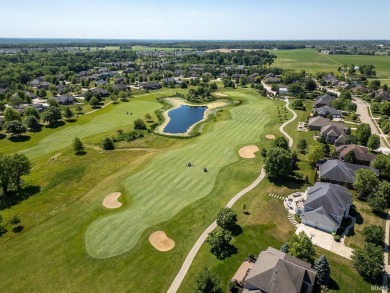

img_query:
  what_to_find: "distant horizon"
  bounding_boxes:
[0,37,389,42]
[1,0,389,40]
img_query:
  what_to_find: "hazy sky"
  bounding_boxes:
[1,0,389,40]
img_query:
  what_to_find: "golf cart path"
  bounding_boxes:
[167,97,297,293]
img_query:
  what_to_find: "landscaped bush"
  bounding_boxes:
[294,214,301,223]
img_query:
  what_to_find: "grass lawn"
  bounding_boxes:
[0,88,182,160]
[85,90,284,258]
[271,49,390,78]
[0,87,281,292]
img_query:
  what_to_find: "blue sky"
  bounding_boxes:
[0,0,389,39]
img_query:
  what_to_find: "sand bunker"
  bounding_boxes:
[102,192,122,209]
[239,145,259,159]
[266,134,276,140]
[215,92,228,97]
[149,231,175,251]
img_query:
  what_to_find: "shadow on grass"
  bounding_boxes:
[66,118,78,123]
[327,277,340,290]
[74,151,87,156]
[373,210,389,220]
[8,135,31,143]
[0,133,6,140]
[229,224,243,237]
[28,126,43,133]
[0,185,41,210]
[45,120,65,129]
[269,175,305,189]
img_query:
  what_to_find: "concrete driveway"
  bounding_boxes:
[296,224,353,259]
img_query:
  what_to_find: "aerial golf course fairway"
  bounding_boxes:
[0,88,286,292]
[85,89,273,258]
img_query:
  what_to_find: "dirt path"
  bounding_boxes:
[167,97,297,293]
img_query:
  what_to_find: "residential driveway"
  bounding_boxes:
[296,224,353,259]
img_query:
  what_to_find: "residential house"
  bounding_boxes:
[319,160,379,186]
[95,80,108,86]
[242,247,317,293]
[279,87,289,96]
[323,74,339,86]
[56,84,69,95]
[112,84,128,91]
[53,95,75,105]
[375,89,390,101]
[338,82,351,90]
[320,123,347,146]
[38,82,52,90]
[313,94,335,108]
[265,76,281,84]
[300,183,352,233]
[313,106,342,119]
[335,144,376,166]
[140,82,162,90]
[308,116,332,131]
[90,88,109,97]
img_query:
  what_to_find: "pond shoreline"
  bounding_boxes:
[155,97,231,137]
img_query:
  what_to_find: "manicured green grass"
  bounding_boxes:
[271,49,390,78]
[0,88,282,293]
[85,90,283,258]
[0,88,182,160]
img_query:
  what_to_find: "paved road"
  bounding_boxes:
[354,97,390,154]
[167,96,297,293]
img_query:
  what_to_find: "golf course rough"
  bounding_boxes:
[85,91,273,258]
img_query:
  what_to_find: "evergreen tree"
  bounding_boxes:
[314,255,330,286]
[73,137,85,155]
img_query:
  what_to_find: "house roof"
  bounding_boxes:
[314,106,342,117]
[336,144,376,163]
[319,160,379,184]
[308,116,331,128]
[53,95,75,104]
[314,94,335,107]
[245,247,316,293]
[321,124,345,137]
[304,182,352,217]
[301,206,339,230]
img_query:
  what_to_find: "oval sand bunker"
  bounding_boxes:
[239,145,259,159]
[266,134,276,140]
[102,192,122,209]
[149,231,175,252]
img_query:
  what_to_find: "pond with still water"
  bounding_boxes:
[163,105,207,134]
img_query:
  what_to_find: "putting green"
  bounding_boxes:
[85,90,274,258]
[20,100,161,160]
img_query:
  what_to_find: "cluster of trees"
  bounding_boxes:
[206,208,240,260]
[181,50,276,66]
[0,153,31,195]
[0,50,137,90]
[282,232,330,287]
[2,104,65,137]
[344,123,379,150]
[352,224,385,284]
[187,83,217,103]
[264,137,295,179]
[329,90,357,112]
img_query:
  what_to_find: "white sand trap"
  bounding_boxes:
[215,92,228,97]
[266,134,276,140]
[239,145,259,159]
[149,231,175,252]
[102,192,122,209]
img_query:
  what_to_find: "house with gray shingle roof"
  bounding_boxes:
[313,106,342,119]
[319,160,378,186]
[243,247,316,293]
[313,94,335,108]
[320,124,347,146]
[300,183,352,233]
[336,144,376,166]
